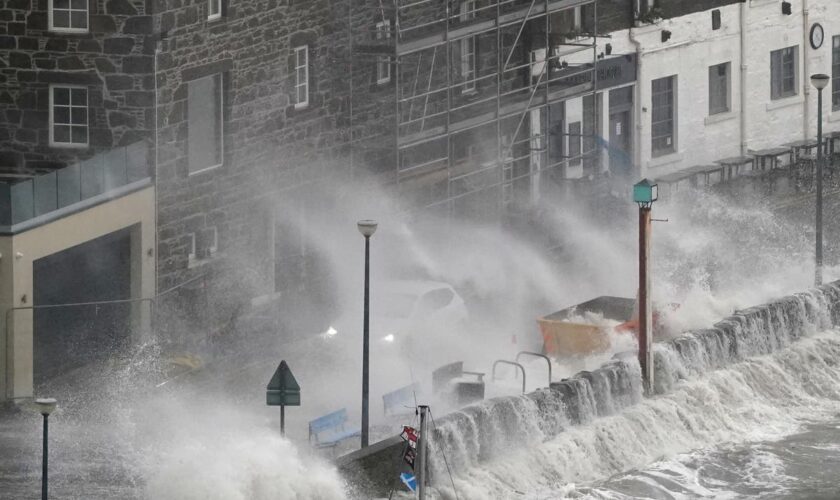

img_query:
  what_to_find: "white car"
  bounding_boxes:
[323,280,469,346]
[375,280,468,343]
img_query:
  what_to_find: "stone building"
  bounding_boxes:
[3,0,840,401]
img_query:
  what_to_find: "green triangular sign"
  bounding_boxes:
[266,360,301,406]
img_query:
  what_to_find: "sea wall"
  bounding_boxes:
[338,280,840,496]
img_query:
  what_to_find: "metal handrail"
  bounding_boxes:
[492,360,526,394]
[515,351,552,387]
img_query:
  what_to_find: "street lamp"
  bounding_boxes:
[33,398,57,500]
[357,219,377,448]
[633,179,657,393]
[811,73,830,286]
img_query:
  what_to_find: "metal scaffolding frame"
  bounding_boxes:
[350,0,600,215]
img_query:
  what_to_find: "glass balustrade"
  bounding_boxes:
[0,141,150,227]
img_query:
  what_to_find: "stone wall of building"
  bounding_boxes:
[152,0,356,303]
[0,0,155,173]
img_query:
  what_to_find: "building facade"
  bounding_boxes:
[2,0,840,400]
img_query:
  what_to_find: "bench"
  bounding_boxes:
[432,361,486,406]
[308,408,360,449]
[383,383,419,417]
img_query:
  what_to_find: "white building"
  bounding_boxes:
[563,0,840,182]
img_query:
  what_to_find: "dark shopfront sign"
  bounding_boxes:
[556,53,637,91]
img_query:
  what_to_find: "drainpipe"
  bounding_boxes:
[153,40,160,297]
[803,0,810,140]
[629,25,643,178]
[739,2,748,156]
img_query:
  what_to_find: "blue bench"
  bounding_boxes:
[308,408,360,449]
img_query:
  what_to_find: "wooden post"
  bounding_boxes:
[639,205,653,394]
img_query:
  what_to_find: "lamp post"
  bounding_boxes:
[33,398,57,500]
[811,74,830,286]
[633,179,657,394]
[357,219,377,448]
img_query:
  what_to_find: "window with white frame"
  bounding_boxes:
[49,0,88,32]
[459,1,476,93]
[461,37,476,92]
[651,75,676,156]
[376,20,391,84]
[833,36,840,111]
[708,62,730,115]
[460,0,476,21]
[770,46,798,100]
[187,73,223,173]
[530,49,546,88]
[556,6,582,36]
[208,0,221,20]
[50,86,88,147]
[189,227,218,263]
[568,121,582,167]
[294,46,309,108]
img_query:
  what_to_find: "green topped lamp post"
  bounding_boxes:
[633,179,657,393]
[811,73,830,286]
[357,219,378,448]
[34,398,57,500]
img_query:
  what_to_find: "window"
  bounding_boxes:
[770,46,798,100]
[568,121,581,166]
[708,62,730,115]
[208,0,221,20]
[460,0,475,21]
[376,20,391,84]
[189,227,218,263]
[651,75,676,156]
[294,46,309,109]
[49,0,88,32]
[460,0,476,92]
[833,36,840,111]
[50,86,88,147]
[530,49,546,88]
[711,9,721,30]
[187,73,223,173]
[555,7,582,36]
[461,37,476,92]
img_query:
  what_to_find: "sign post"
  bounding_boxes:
[633,179,658,394]
[266,360,301,436]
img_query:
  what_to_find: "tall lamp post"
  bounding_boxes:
[811,73,830,286]
[633,179,657,394]
[357,220,377,448]
[34,398,57,500]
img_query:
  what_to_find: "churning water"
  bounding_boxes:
[416,283,840,499]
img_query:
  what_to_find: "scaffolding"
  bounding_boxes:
[350,0,600,218]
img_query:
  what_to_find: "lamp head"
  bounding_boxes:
[357,220,378,238]
[33,398,57,416]
[633,178,658,207]
[811,73,830,90]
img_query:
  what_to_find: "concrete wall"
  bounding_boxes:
[0,184,154,401]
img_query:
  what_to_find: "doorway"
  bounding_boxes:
[33,227,132,385]
[608,86,634,178]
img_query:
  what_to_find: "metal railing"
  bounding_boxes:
[492,359,526,394]
[515,351,552,387]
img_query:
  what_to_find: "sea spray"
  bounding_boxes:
[414,282,840,499]
[144,432,346,500]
